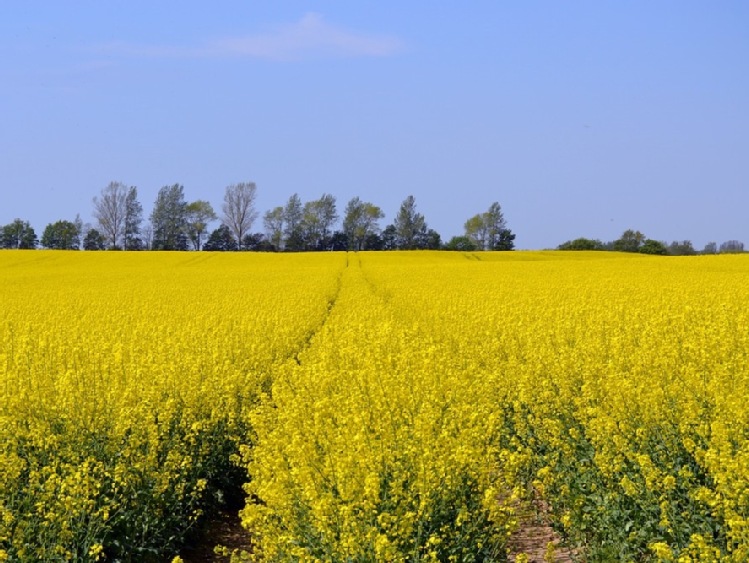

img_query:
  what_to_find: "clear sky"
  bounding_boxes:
[1,1,747,249]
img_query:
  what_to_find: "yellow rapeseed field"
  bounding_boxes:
[0,251,344,561]
[1,250,748,561]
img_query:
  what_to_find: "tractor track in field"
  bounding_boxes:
[181,257,350,562]
[180,497,580,563]
[180,507,252,562]
[182,254,579,562]
[507,496,579,563]
[290,254,347,365]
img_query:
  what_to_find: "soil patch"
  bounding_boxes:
[507,498,579,562]
[180,509,252,562]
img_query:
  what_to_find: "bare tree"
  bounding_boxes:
[93,181,129,249]
[222,182,258,249]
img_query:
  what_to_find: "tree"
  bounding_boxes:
[464,202,514,251]
[222,182,258,250]
[83,228,106,250]
[282,194,304,251]
[494,229,516,251]
[613,229,646,253]
[41,220,80,250]
[185,200,217,251]
[557,238,605,251]
[1,219,37,249]
[640,239,668,255]
[329,231,349,251]
[667,240,696,256]
[343,197,384,251]
[93,181,129,249]
[485,202,508,250]
[702,242,718,255]
[285,229,306,253]
[418,228,443,250]
[242,233,274,252]
[720,240,744,253]
[464,214,488,250]
[74,214,84,249]
[364,232,384,251]
[151,184,188,250]
[124,187,144,250]
[301,194,338,250]
[444,235,478,251]
[317,194,338,248]
[263,206,285,251]
[204,225,238,251]
[381,225,398,250]
[393,195,427,250]
[141,222,154,251]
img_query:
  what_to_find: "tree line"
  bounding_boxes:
[558,230,745,255]
[1,181,516,252]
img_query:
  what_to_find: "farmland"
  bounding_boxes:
[1,251,748,561]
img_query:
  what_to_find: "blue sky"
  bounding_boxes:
[1,2,747,249]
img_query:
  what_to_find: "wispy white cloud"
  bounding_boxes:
[96,13,403,61]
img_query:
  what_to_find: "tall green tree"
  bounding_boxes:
[613,229,646,253]
[283,194,304,251]
[1,219,37,249]
[393,195,427,250]
[464,214,488,250]
[640,239,667,255]
[557,238,605,251]
[185,200,217,251]
[464,202,514,251]
[41,220,80,250]
[204,224,238,251]
[444,235,478,251]
[242,232,272,251]
[381,225,398,250]
[301,194,338,250]
[263,206,285,251]
[417,228,442,250]
[222,182,258,249]
[317,193,338,248]
[74,214,84,248]
[124,187,144,250]
[151,184,188,250]
[493,228,516,251]
[329,231,349,251]
[82,228,106,250]
[343,197,384,251]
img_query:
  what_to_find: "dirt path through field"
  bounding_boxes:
[507,498,578,563]
[181,503,579,562]
[180,509,251,562]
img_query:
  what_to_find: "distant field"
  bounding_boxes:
[1,251,747,561]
